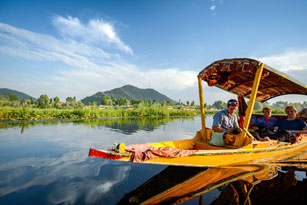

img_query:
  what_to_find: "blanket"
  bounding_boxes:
[125,144,198,163]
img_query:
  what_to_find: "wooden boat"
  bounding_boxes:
[117,164,278,204]
[89,58,307,167]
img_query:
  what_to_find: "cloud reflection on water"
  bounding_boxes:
[0,117,205,204]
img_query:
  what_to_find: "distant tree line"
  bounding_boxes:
[0,93,196,109]
[209,100,307,112]
[1,92,306,111]
[0,93,84,109]
[99,95,196,107]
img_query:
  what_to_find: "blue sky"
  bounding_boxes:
[0,0,307,104]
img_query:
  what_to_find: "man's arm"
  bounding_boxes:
[288,127,307,134]
[212,126,226,133]
[212,126,236,134]
[212,112,225,133]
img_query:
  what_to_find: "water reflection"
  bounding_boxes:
[0,116,306,204]
[0,117,199,204]
[0,117,196,135]
[119,164,307,204]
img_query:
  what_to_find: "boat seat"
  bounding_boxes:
[194,141,227,150]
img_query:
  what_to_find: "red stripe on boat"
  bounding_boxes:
[89,148,125,160]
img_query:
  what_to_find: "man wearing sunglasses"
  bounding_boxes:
[212,99,241,134]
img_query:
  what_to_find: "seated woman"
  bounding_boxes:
[250,107,277,141]
[271,106,307,141]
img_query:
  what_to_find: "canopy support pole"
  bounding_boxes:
[243,63,264,133]
[198,75,206,139]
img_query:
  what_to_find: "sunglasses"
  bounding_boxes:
[227,101,238,106]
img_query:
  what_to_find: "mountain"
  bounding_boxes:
[81,85,176,105]
[0,88,36,100]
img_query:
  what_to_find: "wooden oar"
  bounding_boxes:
[242,127,256,141]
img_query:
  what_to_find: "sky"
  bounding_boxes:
[0,0,307,105]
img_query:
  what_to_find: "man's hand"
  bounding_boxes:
[226,128,234,134]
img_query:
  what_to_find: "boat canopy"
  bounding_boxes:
[199,58,307,102]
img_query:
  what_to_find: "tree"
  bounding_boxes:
[30,98,35,105]
[8,93,20,101]
[54,97,60,104]
[118,97,128,106]
[253,101,263,111]
[38,94,50,108]
[186,101,190,106]
[272,101,288,110]
[131,99,141,106]
[191,101,195,106]
[66,96,76,107]
[92,101,97,109]
[74,101,84,109]
[53,97,61,108]
[0,93,5,100]
[212,101,226,109]
[101,95,113,106]
[144,99,148,106]
[262,101,270,109]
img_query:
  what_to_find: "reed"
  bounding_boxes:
[0,106,201,121]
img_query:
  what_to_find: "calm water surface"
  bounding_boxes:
[0,116,306,204]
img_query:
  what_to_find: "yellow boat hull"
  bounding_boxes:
[89,130,307,167]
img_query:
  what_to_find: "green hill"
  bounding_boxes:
[0,88,36,100]
[81,85,176,105]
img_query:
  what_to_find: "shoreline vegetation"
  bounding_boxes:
[0,106,207,121]
[1,92,305,122]
[0,106,288,122]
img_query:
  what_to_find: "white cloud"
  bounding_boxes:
[0,17,198,101]
[252,49,307,72]
[210,5,216,11]
[52,16,133,55]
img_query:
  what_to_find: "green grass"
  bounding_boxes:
[0,106,202,121]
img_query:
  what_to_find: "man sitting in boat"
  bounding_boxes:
[250,107,277,141]
[211,99,242,146]
[270,106,307,142]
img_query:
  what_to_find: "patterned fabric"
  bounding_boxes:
[125,144,198,163]
[198,58,307,102]
[238,95,247,128]
[252,117,277,127]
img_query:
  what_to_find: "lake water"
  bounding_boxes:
[0,116,306,204]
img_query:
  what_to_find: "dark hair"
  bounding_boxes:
[227,99,238,107]
[262,107,271,113]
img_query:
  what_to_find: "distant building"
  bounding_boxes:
[206,107,218,111]
[122,105,134,110]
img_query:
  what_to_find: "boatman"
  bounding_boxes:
[210,99,241,146]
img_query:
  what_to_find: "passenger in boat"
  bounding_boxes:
[210,99,241,146]
[271,106,307,141]
[212,99,241,134]
[250,107,277,129]
[250,107,277,141]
